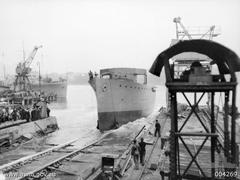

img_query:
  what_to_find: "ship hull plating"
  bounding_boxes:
[90,77,156,130]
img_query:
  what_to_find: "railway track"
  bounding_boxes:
[1,125,147,180]
[1,134,110,180]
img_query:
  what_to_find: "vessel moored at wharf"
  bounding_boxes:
[89,68,156,131]
[31,78,67,102]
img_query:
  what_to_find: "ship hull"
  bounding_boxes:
[90,78,156,130]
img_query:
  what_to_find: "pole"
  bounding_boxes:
[38,61,41,92]
[231,87,236,163]
[170,91,177,180]
[194,93,197,109]
[211,92,215,178]
[2,52,6,81]
[224,91,230,161]
[175,22,179,39]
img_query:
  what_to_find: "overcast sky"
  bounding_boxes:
[0,0,239,76]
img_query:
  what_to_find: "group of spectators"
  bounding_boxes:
[88,70,98,80]
[0,106,29,123]
[0,99,50,125]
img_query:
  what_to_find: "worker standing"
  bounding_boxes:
[131,139,140,170]
[138,137,151,166]
[154,120,161,137]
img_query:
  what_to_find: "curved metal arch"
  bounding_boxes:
[149,39,240,81]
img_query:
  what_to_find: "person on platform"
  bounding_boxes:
[88,70,93,80]
[138,137,152,166]
[131,139,140,170]
[31,105,37,121]
[25,108,30,122]
[11,108,17,121]
[154,120,161,137]
[36,98,48,119]
[47,107,50,117]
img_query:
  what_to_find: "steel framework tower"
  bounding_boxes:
[150,39,240,179]
[14,45,42,91]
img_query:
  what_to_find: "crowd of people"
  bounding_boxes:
[0,99,50,125]
[0,106,30,123]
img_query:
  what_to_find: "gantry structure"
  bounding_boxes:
[150,39,240,179]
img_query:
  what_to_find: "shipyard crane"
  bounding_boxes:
[173,17,220,40]
[14,45,43,91]
[170,17,221,110]
[173,17,192,40]
[201,25,217,40]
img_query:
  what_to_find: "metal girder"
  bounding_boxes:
[165,78,238,180]
[179,136,208,177]
[182,92,209,132]
[179,92,205,132]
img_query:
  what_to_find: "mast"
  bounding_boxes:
[22,41,26,62]
[1,52,6,81]
[38,61,41,91]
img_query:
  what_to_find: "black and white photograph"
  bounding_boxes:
[0,0,240,179]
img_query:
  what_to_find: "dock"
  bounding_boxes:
[0,111,164,180]
[1,106,239,180]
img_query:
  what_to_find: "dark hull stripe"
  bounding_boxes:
[98,110,144,131]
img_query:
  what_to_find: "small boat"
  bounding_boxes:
[89,68,156,131]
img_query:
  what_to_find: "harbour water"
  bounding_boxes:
[46,85,166,147]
